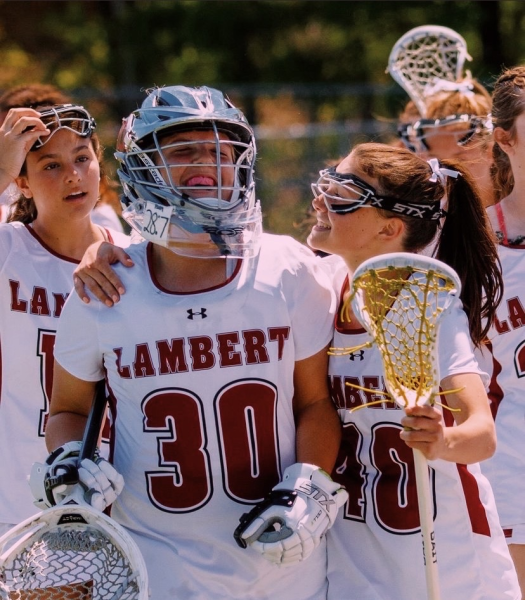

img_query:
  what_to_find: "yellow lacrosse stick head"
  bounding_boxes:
[349,253,462,409]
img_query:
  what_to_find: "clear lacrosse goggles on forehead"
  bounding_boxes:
[311,166,445,221]
[30,104,96,151]
[398,113,492,153]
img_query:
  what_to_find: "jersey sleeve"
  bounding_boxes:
[54,292,105,382]
[0,224,18,274]
[438,298,489,387]
[285,242,336,361]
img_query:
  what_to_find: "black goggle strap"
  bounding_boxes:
[368,196,446,221]
[314,166,446,221]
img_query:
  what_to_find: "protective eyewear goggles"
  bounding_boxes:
[311,166,445,221]
[311,167,397,215]
[31,104,96,151]
[398,113,492,153]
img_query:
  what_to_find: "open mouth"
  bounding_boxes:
[315,220,331,231]
[185,176,216,187]
[65,191,87,201]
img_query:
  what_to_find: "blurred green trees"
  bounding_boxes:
[0,0,522,238]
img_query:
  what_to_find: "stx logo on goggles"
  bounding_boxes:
[370,197,444,220]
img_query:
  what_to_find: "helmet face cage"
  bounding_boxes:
[31,104,96,151]
[397,113,492,153]
[124,121,255,212]
[116,86,262,259]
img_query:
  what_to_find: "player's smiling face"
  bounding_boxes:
[308,154,394,263]
[16,129,100,221]
[156,129,236,202]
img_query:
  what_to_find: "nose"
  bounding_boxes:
[311,191,327,213]
[193,143,217,165]
[65,164,81,183]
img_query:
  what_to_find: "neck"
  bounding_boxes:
[151,246,229,292]
[501,159,525,212]
[30,217,105,260]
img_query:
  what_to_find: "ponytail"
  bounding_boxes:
[435,159,503,345]
[7,195,37,224]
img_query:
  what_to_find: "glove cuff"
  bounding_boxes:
[46,441,83,465]
[274,462,347,525]
[29,441,84,509]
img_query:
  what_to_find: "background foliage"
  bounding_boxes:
[1,0,524,239]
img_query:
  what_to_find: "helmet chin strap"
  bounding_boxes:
[209,232,233,256]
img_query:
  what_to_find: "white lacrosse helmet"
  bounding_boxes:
[116,85,262,259]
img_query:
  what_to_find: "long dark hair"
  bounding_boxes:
[352,142,502,347]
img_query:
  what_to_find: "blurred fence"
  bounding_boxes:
[254,118,398,242]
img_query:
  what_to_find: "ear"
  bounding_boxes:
[377,217,404,242]
[15,175,33,199]
[493,127,514,154]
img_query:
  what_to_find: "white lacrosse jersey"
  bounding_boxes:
[322,256,519,600]
[54,234,336,600]
[0,222,130,527]
[478,243,525,532]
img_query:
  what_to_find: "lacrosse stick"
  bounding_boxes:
[387,25,472,117]
[349,252,462,600]
[0,381,149,600]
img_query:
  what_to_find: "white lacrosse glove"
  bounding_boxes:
[233,463,348,566]
[29,441,124,512]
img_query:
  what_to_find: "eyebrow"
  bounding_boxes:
[36,144,92,163]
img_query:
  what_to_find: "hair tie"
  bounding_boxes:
[427,158,461,185]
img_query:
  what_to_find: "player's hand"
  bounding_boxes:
[29,441,124,511]
[233,463,348,566]
[400,404,446,460]
[73,241,134,307]
[0,108,50,188]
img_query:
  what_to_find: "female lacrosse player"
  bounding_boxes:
[478,64,525,596]
[0,84,125,231]
[0,104,129,536]
[307,142,519,599]
[396,77,495,209]
[388,24,495,210]
[41,86,346,600]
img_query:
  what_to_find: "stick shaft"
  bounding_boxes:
[79,380,107,461]
[413,448,441,600]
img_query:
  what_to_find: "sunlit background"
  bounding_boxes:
[2,0,524,240]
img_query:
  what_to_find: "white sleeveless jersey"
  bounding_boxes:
[478,244,525,530]
[0,222,130,526]
[54,234,336,600]
[322,256,519,600]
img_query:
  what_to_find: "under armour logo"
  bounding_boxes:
[348,350,365,361]
[187,308,207,320]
